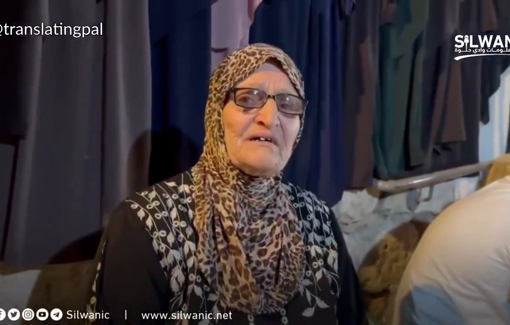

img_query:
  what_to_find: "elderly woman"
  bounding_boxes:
[86,44,367,324]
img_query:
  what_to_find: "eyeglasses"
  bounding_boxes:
[227,87,307,116]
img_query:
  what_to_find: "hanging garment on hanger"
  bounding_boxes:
[381,0,503,180]
[494,0,510,34]
[419,0,465,170]
[414,0,502,175]
[491,0,510,154]
[431,0,506,172]
[441,0,493,169]
[149,0,212,185]
[479,66,510,162]
[0,3,32,138]
[211,0,262,72]
[373,0,430,179]
[249,0,355,205]
[480,0,510,125]
[342,0,380,188]
[417,0,488,175]
[1,0,152,266]
[481,57,509,124]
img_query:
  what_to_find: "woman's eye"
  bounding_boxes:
[279,102,293,110]
[238,94,259,106]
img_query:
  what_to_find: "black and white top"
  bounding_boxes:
[87,172,367,324]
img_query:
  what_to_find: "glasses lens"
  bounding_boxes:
[275,94,304,115]
[235,89,267,108]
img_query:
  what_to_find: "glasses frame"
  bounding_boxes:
[227,87,307,116]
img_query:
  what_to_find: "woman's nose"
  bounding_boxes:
[254,99,279,128]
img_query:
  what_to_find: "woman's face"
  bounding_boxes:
[222,62,301,177]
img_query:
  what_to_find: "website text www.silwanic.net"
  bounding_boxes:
[140,311,233,321]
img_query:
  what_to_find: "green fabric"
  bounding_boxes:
[374,0,429,179]
[367,314,383,325]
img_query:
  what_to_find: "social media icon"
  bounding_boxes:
[22,308,35,321]
[37,308,49,321]
[0,308,6,320]
[50,308,63,321]
[8,308,20,321]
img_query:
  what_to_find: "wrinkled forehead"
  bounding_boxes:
[236,60,299,95]
[212,44,305,100]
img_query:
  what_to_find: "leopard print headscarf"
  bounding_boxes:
[191,44,307,315]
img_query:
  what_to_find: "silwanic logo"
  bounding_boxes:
[454,33,510,60]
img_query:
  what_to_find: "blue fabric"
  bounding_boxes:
[250,0,353,205]
[148,1,212,183]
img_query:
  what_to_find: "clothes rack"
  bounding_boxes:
[373,161,492,193]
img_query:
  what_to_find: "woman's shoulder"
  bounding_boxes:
[120,171,194,207]
[282,182,332,215]
[107,171,195,228]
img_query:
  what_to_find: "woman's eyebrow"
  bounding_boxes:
[237,81,297,95]
[237,82,265,89]
[275,87,298,96]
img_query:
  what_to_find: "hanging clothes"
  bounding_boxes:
[211,0,262,72]
[442,0,494,170]
[419,0,465,171]
[148,0,212,185]
[0,0,152,266]
[342,0,380,188]
[425,0,510,176]
[375,0,507,180]
[479,66,510,162]
[249,0,355,205]
[481,57,510,125]
[495,0,510,154]
[414,0,495,176]
[0,3,30,138]
[373,0,430,179]
[423,0,510,175]
[481,0,510,125]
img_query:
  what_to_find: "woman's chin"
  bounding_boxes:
[239,159,281,178]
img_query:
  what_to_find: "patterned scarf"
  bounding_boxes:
[191,44,307,315]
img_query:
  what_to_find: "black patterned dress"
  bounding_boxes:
[86,172,367,324]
